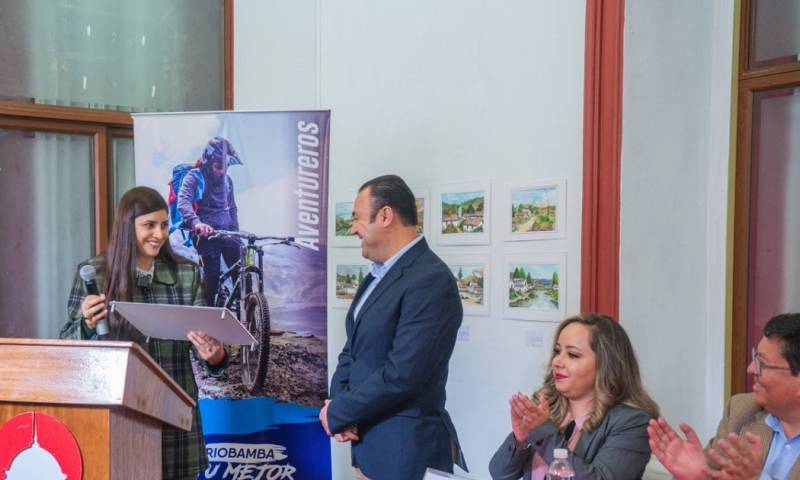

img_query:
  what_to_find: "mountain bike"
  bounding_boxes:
[205,229,299,394]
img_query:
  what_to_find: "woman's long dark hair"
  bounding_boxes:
[103,186,181,302]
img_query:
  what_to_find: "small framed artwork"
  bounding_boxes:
[433,180,491,245]
[410,186,431,237]
[441,254,490,316]
[501,179,566,241]
[329,255,371,309]
[503,253,566,322]
[331,191,360,247]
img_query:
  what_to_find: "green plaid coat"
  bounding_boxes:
[61,255,221,479]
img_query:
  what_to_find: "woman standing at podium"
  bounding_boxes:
[60,186,226,480]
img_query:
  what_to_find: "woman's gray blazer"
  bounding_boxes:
[489,403,653,480]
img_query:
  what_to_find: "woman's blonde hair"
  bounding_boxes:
[535,313,659,432]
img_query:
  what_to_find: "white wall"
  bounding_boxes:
[236,1,586,478]
[620,0,734,441]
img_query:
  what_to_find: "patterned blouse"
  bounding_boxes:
[60,255,223,479]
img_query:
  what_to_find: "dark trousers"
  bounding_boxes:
[196,236,241,306]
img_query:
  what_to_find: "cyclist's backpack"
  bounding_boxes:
[167,159,204,245]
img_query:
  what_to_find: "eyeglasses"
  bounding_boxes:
[751,347,792,376]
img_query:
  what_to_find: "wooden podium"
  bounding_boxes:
[0,338,195,479]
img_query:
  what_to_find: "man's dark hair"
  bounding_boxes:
[764,313,800,375]
[358,174,418,227]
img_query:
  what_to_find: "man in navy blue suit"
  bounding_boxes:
[320,175,468,480]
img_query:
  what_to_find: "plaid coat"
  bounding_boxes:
[61,255,220,479]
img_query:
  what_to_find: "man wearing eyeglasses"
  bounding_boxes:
[648,313,800,480]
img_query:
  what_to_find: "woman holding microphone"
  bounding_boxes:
[490,313,659,479]
[60,186,226,480]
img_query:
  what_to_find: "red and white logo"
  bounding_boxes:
[0,412,82,480]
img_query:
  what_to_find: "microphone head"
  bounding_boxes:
[79,264,97,283]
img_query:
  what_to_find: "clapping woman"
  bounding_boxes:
[489,313,659,479]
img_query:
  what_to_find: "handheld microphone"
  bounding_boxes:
[79,265,109,339]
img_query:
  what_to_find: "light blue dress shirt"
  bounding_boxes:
[759,413,800,480]
[353,235,423,320]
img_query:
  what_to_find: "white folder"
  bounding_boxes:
[110,301,258,345]
[423,468,475,479]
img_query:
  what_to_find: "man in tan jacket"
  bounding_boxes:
[648,313,800,480]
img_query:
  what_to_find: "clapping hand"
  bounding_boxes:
[647,418,707,480]
[509,392,550,444]
[704,432,763,480]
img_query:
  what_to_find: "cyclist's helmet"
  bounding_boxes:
[202,137,243,167]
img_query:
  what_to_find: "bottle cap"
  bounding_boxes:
[554,448,568,459]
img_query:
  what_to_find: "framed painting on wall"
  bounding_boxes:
[330,191,359,247]
[433,180,491,246]
[329,255,370,309]
[503,253,566,322]
[440,254,490,316]
[410,186,431,237]
[501,179,566,241]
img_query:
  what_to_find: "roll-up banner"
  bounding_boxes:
[133,111,331,480]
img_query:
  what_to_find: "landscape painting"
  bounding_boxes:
[503,179,566,241]
[442,254,490,315]
[335,201,354,237]
[331,191,359,247]
[410,186,430,237]
[415,196,425,235]
[442,191,485,234]
[512,186,556,232]
[508,263,558,310]
[504,253,566,321]
[434,181,491,245]
[336,264,368,300]
[330,258,370,308]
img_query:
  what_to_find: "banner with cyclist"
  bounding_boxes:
[133,110,331,480]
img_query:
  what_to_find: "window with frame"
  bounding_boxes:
[732,0,800,393]
[0,0,232,338]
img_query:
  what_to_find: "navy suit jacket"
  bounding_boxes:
[328,238,467,480]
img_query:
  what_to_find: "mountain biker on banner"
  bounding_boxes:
[177,136,244,306]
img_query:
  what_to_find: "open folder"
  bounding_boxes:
[110,301,258,346]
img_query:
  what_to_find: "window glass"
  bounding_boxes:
[112,136,136,207]
[747,87,800,386]
[0,129,94,338]
[0,0,223,111]
[750,1,800,69]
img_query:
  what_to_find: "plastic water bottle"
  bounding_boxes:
[546,448,575,480]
